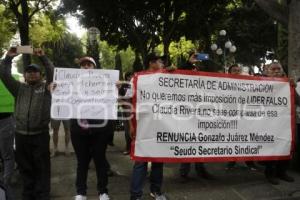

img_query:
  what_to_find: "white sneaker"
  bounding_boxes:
[99,193,110,200]
[75,195,87,200]
[150,192,168,200]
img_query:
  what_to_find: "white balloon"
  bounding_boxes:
[230,45,237,53]
[219,30,226,36]
[216,48,223,55]
[211,44,218,51]
[225,41,232,49]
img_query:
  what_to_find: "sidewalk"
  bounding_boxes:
[14,130,300,200]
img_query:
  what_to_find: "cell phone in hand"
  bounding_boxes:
[196,53,209,61]
[16,45,33,54]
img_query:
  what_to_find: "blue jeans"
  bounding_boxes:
[0,116,15,200]
[130,162,163,199]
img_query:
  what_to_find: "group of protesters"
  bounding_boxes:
[0,47,297,200]
[0,47,117,200]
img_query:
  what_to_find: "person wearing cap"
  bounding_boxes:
[129,53,168,200]
[78,56,97,69]
[0,47,54,200]
[78,57,114,176]
[69,56,113,200]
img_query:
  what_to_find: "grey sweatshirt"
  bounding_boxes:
[0,55,54,135]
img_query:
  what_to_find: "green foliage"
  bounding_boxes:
[156,36,196,66]
[169,37,195,66]
[17,30,84,72]
[99,40,135,72]
[43,32,84,68]
[99,41,116,69]
[2,0,61,66]
[61,0,230,60]
[120,46,135,73]
[60,0,278,68]
[30,14,66,47]
[16,13,72,71]
[0,4,16,55]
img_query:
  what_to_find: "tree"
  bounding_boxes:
[61,0,157,61]
[0,4,15,55]
[44,32,84,68]
[1,0,58,66]
[120,46,135,73]
[98,40,116,69]
[14,13,68,72]
[225,1,277,67]
[254,0,300,77]
[183,0,230,52]
[97,40,135,72]
[61,0,280,71]
[60,0,231,64]
[132,51,143,72]
[153,0,186,57]
[157,36,196,66]
[30,14,65,47]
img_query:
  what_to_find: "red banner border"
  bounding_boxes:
[130,69,295,163]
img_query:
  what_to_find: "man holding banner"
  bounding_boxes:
[177,51,214,181]
[129,53,168,200]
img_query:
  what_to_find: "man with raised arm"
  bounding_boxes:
[0,47,54,200]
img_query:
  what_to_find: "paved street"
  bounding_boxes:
[12,130,300,200]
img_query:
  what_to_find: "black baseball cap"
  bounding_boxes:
[144,53,166,68]
[24,64,41,72]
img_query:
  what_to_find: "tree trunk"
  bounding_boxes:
[288,1,300,78]
[132,51,143,72]
[115,51,122,80]
[18,0,31,67]
[140,46,148,68]
[163,39,170,66]
[19,25,31,67]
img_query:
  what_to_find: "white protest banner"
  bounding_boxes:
[51,68,119,119]
[131,70,295,162]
